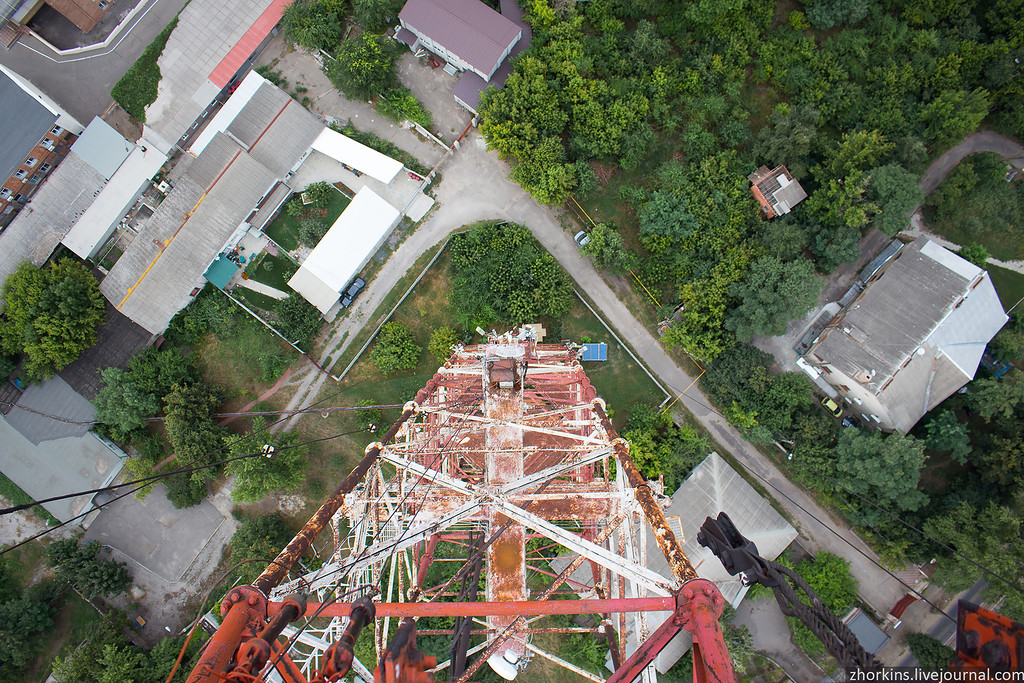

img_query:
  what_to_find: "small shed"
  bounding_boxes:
[844,608,891,655]
[580,343,607,361]
[204,255,239,290]
[72,117,134,180]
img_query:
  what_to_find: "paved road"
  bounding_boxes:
[0,0,188,124]
[919,130,1024,196]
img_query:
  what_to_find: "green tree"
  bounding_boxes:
[94,367,161,436]
[274,294,322,347]
[924,409,971,464]
[428,326,460,363]
[224,417,309,503]
[818,130,894,182]
[163,383,224,482]
[795,552,859,613]
[46,540,131,598]
[959,243,990,268]
[805,172,876,230]
[924,501,1024,620]
[971,373,1024,421]
[229,513,294,583]
[281,0,343,51]
[834,430,929,521]
[370,322,421,374]
[869,164,923,236]
[725,256,823,342]
[327,33,397,100]
[907,632,955,670]
[990,312,1024,362]
[0,582,60,669]
[302,181,333,208]
[804,0,870,28]
[920,89,990,149]
[298,215,328,247]
[580,223,638,273]
[353,0,404,32]
[753,105,819,180]
[811,222,862,272]
[0,259,106,380]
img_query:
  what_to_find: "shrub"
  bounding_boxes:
[111,17,178,120]
[370,322,421,374]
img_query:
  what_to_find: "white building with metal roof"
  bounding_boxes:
[804,237,1008,432]
[288,186,402,316]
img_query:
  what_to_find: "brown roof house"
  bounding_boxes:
[398,0,524,111]
[803,237,1008,433]
[748,165,807,218]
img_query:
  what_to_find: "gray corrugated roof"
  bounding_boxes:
[225,81,292,149]
[5,377,95,445]
[809,238,1007,432]
[117,151,278,333]
[247,100,324,178]
[0,153,106,294]
[185,132,245,188]
[809,238,975,384]
[400,0,520,76]
[0,71,57,183]
[100,175,206,308]
[70,117,133,180]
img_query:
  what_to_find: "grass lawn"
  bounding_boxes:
[246,252,298,291]
[197,310,297,403]
[923,153,1024,261]
[264,190,352,252]
[234,288,282,313]
[989,262,1024,313]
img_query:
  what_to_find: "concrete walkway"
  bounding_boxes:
[236,278,288,299]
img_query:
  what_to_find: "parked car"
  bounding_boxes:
[341,277,365,307]
[841,416,861,429]
[574,230,591,247]
[821,396,843,418]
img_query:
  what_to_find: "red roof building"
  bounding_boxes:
[748,165,807,218]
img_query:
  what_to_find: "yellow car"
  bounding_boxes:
[821,396,843,418]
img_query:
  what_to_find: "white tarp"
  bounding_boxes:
[188,71,266,156]
[288,186,401,313]
[309,128,404,184]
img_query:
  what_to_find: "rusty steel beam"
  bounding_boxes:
[186,602,256,683]
[592,399,698,584]
[267,597,674,619]
[252,387,435,595]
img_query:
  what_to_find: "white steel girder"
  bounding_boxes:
[491,499,675,597]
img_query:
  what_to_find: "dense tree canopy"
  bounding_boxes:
[94,347,197,438]
[327,33,396,100]
[0,259,106,379]
[46,540,131,599]
[725,256,823,341]
[224,417,309,503]
[448,223,574,327]
[834,430,929,523]
[163,383,224,490]
[280,0,342,51]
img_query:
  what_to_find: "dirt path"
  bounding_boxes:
[919,130,1024,195]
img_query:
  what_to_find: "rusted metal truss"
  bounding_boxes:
[189,332,737,683]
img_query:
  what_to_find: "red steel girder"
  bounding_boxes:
[267,597,675,619]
